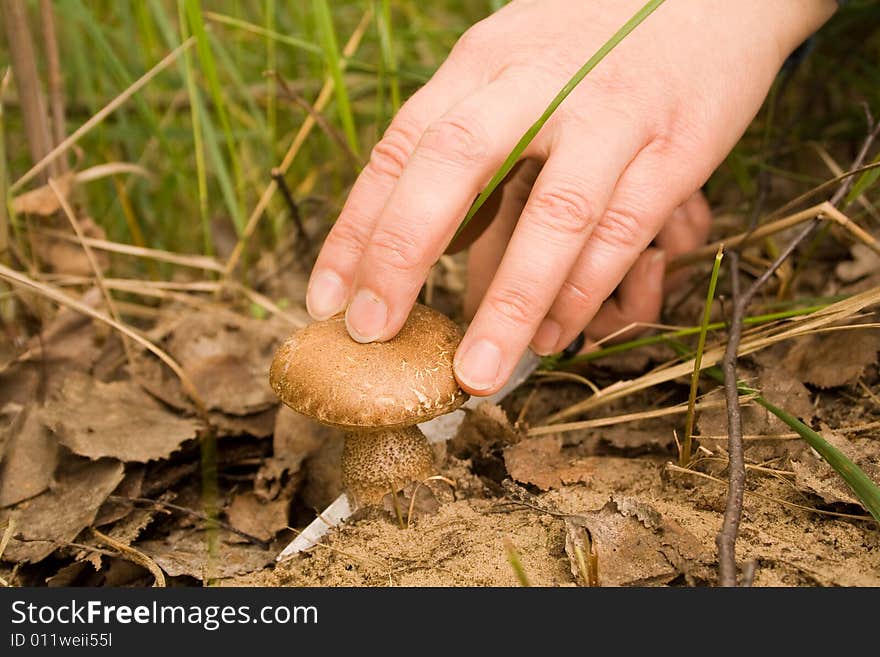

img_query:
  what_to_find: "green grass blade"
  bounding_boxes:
[751,395,880,524]
[177,0,212,254]
[184,0,246,233]
[453,0,666,240]
[203,10,322,55]
[265,0,277,155]
[681,245,724,465]
[376,0,400,112]
[548,300,837,368]
[845,151,880,204]
[670,341,880,526]
[312,0,360,157]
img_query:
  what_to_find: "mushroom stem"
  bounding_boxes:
[342,425,435,506]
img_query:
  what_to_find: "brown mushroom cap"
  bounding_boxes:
[269,303,467,428]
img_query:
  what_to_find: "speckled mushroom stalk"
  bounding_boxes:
[269,304,467,506]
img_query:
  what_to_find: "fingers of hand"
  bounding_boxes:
[343,77,555,343]
[306,63,476,321]
[455,126,644,394]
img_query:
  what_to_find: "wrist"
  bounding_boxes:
[772,0,838,58]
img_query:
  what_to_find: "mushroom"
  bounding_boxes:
[269,303,468,506]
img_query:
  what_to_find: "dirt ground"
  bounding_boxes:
[233,384,880,587]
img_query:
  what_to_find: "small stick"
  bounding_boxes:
[90,527,166,588]
[270,168,311,253]
[222,8,373,279]
[716,116,880,586]
[107,495,270,549]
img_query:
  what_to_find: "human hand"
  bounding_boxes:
[305,0,837,395]
[461,162,713,346]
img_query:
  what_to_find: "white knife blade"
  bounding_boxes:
[276,350,540,561]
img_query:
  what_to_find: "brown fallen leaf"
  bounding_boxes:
[698,363,814,439]
[12,172,74,215]
[0,456,124,563]
[504,434,592,491]
[31,216,109,276]
[836,243,880,283]
[783,328,880,389]
[226,488,292,543]
[136,308,290,416]
[255,406,335,501]
[450,402,522,459]
[791,424,880,509]
[136,529,275,580]
[93,466,146,526]
[40,372,200,462]
[0,404,59,507]
[565,496,706,586]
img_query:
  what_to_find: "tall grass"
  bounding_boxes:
[0,1,877,263]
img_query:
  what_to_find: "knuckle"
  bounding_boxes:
[592,208,643,251]
[324,219,369,260]
[369,224,427,275]
[485,285,536,328]
[452,22,488,56]
[367,120,421,179]
[559,278,595,312]
[527,184,595,238]
[419,115,488,166]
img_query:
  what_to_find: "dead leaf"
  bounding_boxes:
[31,216,109,276]
[93,466,146,526]
[836,243,880,283]
[12,172,74,215]
[698,363,814,439]
[0,457,124,563]
[566,496,705,586]
[784,328,880,389]
[597,423,676,453]
[0,405,59,507]
[40,372,199,462]
[166,311,290,415]
[791,424,880,509]
[136,529,275,580]
[450,402,522,458]
[255,406,335,500]
[226,489,291,542]
[504,434,592,491]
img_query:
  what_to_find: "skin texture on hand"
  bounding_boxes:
[306,0,838,396]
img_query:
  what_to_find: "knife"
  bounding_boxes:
[277,349,541,561]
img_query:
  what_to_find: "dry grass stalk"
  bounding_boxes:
[1,0,55,178]
[0,262,209,421]
[10,37,196,194]
[222,7,373,279]
[543,285,880,424]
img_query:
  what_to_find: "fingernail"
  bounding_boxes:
[345,288,388,343]
[455,339,502,392]
[531,319,562,356]
[306,270,347,320]
[649,250,666,291]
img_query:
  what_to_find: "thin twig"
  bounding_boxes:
[270,168,311,253]
[107,495,270,549]
[0,262,211,423]
[10,37,196,193]
[716,115,880,586]
[221,8,372,279]
[90,527,166,587]
[38,0,68,172]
